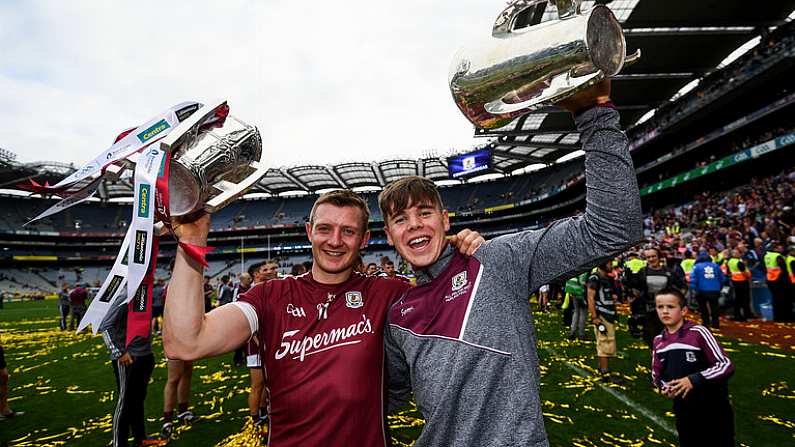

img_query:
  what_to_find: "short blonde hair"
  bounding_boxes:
[309,190,370,232]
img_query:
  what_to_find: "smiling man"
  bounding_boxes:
[379,80,643,447]
[163,190,482,446]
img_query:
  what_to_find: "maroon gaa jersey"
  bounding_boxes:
[237,272,410,447]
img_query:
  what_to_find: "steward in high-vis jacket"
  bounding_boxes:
[787,247,795,285]
[680,251,696,284]
[765,245,793,321]
[727,249,753,321]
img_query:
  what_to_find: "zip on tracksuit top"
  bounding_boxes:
[384,106,643,447]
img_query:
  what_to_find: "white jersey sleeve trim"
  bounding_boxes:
[230,301,259,336]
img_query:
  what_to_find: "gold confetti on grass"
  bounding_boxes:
[762,381,795,400]
[543,411,574,424]
[214,416,268,447]
[571,427,677,447]
[759,415,795,430]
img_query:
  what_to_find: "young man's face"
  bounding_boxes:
[384,262,395,276]
[366,264,378,275]
[384,202,450,269]
[305,204,370,282]
[259,263,279,281]
[655,294,686,328]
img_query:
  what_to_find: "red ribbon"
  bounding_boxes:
[178,242,215,268]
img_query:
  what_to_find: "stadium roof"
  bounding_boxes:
[1,0,794,197]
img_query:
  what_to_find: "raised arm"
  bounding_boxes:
[484,80,643,291]
[163,213,252,361]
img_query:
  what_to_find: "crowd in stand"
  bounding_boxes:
[553,167,795,333]
[630,19,795,143]
[639,125,794,188]
[646,168,795,261]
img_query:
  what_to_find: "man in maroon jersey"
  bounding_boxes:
[245,259,279,428]
[68,283,89,331]
[164,190,481,446]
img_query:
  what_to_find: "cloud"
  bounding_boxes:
[0,0,500,169]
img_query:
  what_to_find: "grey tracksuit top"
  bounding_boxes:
[100,295,152,361]
[384,106,642,447]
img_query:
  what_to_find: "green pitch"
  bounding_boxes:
[1,300,793,446]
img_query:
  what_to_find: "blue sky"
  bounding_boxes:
[0,0,503,169]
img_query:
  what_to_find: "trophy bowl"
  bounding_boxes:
[449,0,640,129]
[160,100,267,217]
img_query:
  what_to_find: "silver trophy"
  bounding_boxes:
[449,0,640,129]
[158,100,267,216]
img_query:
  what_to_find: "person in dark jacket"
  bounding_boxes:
[690,250,726,328]
[57,283,71,331]
[100,295,156,447]
[628,247,687,347]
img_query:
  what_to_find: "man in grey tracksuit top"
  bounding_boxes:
[379,86,642,446]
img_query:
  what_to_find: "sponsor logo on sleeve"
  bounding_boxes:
[137,119,171,143]
[99,275,124,303]
[137,184,151,218]
[132,285,147,312]
[133,230,148,264]
[345,291,363,309]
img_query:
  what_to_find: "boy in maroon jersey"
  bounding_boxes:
[652,287,734,447]
[163,190,481,446]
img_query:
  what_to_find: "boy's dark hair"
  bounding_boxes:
[655,287,686,307]
[221,275,229,283]
[290,263,306,276]
[309,189,370,232]
[378,176,444,224]
[247,261,266,278]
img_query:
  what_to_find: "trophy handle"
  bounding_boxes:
[204,160,269,213]
[493,0,582,37]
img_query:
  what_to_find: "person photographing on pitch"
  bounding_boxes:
[587,261,621,383]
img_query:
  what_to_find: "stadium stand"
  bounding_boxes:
[1,14,794,313]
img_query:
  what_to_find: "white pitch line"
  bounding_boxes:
[543,345,677,435]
